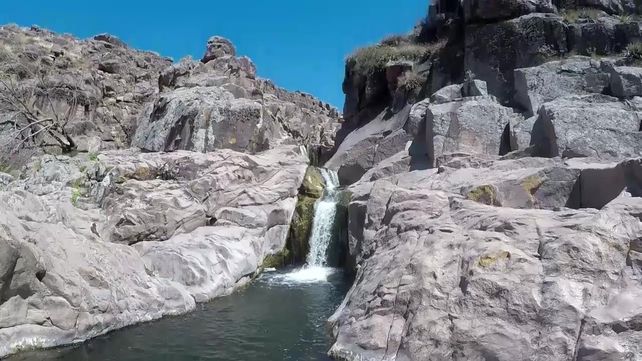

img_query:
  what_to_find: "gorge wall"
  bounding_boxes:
[0,25,340,357]
[326,1,642,360]
[2,0,642,359]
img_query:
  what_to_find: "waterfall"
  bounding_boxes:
[272,168,342,284]
[306,168,340,267]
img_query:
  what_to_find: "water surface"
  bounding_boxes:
[10,268,351,361]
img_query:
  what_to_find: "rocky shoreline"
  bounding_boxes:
[2,0,642,359]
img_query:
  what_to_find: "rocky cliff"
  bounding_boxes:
[0,25,339,358]
[327,0,642,360]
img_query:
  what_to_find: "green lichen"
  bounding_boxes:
[467,185,499,206]
[262,248,291,269]
[88,152,99,161]
[70,187,82,206]
[286,195,317,263]
[521,175,543,195]
[301,166,325,198]
[478,251,511,268]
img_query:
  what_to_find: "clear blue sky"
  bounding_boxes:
[0,0,428,109]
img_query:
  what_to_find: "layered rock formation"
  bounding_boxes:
[327,0,642,360]
[0,25,339,358]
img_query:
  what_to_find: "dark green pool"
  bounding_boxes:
[9,268,351,361]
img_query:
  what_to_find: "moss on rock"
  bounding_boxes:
[286,195,317,264]
[262,248,291,269]
[467,185,500,206]
[301,166,325,198]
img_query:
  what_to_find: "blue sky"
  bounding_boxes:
[0,0,428,109]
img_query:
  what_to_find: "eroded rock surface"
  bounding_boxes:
[0,145,308,357]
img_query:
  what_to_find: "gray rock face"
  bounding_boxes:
[329,155,642,361]
[0,145,308,358]
[464,0,555,23]
[0,26,340,164]
[513,57,611,116]
[425,95,522,165]
[0,25,171,155]
[608,65,642,98]
[325,106,412,185]
[135,55,340,154]
[530,95,642,158]
[465,13,569,101]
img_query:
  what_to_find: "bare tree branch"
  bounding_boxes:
[0,65,78,156]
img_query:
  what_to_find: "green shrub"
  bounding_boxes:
[397,70,426,97]
[71,187,82,206]
[348,41,441,76]
[627,41,642,60]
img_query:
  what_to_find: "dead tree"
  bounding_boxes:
[0,66,77,157]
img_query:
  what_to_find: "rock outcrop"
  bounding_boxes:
[327,1,642,360]
[0,145,308,357]
[0,25,339,358]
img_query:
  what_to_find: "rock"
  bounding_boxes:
[607,65,642,98]
[513,57,610,116]
[530,95,642,159]
[0,25,172,154]
[201,36,236,63]
[430,83,463,104]
[566,16,640,57]
[462,78,488,97]
[464,0,555,23]
[425,96,523,166]
[329,157,642,361]
[326,106,413,185]
[287,195,317,264]
[465,13,569,102]
[0,145,308,358]
[300,166,326,198]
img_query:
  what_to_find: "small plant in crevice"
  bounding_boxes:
[397,70,427,100]
[70,187,82,206]
[626,41,642,63]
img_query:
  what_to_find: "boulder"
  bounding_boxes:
[201,36,236,63]
[430,83,463,104]
[530,95,642,158]
[513,57,610,116]
[607,65,642,98]
[425,96,523,165]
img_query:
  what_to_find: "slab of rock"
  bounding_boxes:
[465,13,569,102]
[329,157,642,361]
[530,95,642,159]
[513,57,610,116]
[0,145,308,358]
[425,96,523,165]
[326,106,412,185]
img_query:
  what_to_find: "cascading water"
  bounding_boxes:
[306,168,340,267]
[272,168,342,284]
